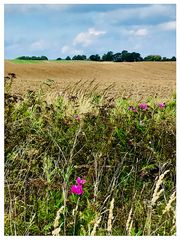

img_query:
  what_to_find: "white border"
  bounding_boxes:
[1,0,179,239]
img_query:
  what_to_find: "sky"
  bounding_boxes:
[4,4,176,59]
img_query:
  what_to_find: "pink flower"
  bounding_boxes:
[158,103,166,109]
[139,103,149,111]
[71,184,84,195]
[76,177,86,185]
[128,106,137,112]
[71,177,86,195]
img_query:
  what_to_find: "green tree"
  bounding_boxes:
[112,53,122,62]
[102,51,114,61]
[66,56,71,60]
[72,55,87,60]
[144,55,162,61]
[171,56,176,61]
[89,54,101,61]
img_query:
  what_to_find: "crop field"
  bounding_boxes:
[5,60,176,100]
[4,61,176,236]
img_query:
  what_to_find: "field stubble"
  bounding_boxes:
[4,61,176,100]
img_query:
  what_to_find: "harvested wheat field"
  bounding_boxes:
[4,60,176,100]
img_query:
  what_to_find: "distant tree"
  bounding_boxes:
[144,55,162,61]
[66,56,71,60]
[120,51,137,62]
[121,50,129,62]
[171,56,176,61]
[89,54,101,61]
[17,56,30,60]
[162,57,168,61]
[31,56,38,60]
[81,55,87,60]
[41,56,48,60]
[56,57,62,60]
[17,56,25,60]
[154,55,162,61]
[131,52,143,61]
[72,55,87,60]
[102,51,114,61]
[16,55,48,60]
[112,53,122,62]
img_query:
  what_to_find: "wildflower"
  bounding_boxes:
[128,106,137,112]
[139,103,149,111]
[71,184,84,195]
[128,139,133,146]
[71,177,86,195]
[74,114,80,122]
[158,102,166,109]
[76,177,86,185]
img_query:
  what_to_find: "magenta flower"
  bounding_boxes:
[158,103,166,109]
[76,177,86,185]
[71,177,86,195]
[128,106,137,112]
[139,103,149,111]
[71,184,84,195]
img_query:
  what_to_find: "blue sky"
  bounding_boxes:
[4,4,176,59]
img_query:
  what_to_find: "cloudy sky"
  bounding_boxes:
[4,4,176,59]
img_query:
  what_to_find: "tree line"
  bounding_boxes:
[16,50,176,62]
[17,56,48,60]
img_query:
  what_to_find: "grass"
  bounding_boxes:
[8,59,95,64]
[9,59,48,64]
[4,74,176,236]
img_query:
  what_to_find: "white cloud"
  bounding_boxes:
[94,4,175,27]
[73,28,106,47]
[134,28,149,36]
[30,40,46,50]
[61,45,71,54]
[157,21,176,31]
[128,28,149,37]
[61,45,83,55]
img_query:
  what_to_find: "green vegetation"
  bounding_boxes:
[17,56,48,60]
[10,59,48,64]
[5,74,176,236]
[14,51,176,63]
[56,50,176,62]
[9,59,95,64]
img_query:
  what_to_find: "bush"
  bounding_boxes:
[144,55,162,61]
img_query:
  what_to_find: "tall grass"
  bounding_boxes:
[4,74,176,235]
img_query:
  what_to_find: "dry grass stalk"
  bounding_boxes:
[52,206,65,236]
[163,191,176,215]
[107,198,115,235]
[126,207,133,235]
[144,170,170,235]
[90,215,102,236]
[151,170,169,206]
[52,227,61,236]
